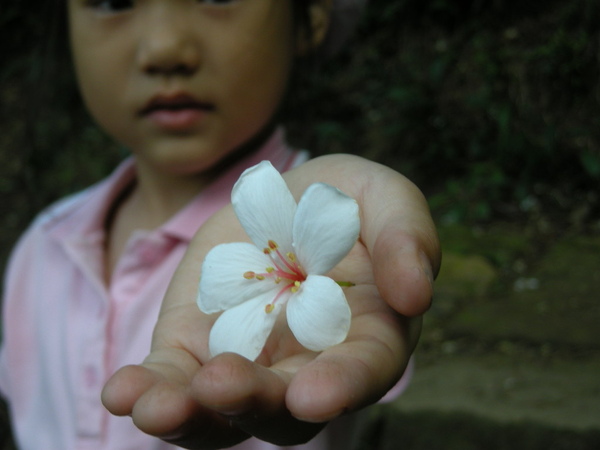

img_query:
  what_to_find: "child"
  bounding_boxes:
[0,0,439,449]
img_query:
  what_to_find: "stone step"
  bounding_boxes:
[379,226,600,449]
[350,351,600,449]
[353,408,600,450]
[344,352,600,450]
[395,352,600,431]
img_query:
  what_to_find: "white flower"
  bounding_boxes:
[197,161,360,361]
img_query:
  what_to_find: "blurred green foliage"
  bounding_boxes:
[289,0,600,226]
[1,0,599,229]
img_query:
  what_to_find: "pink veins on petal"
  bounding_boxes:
[243,240,306,313]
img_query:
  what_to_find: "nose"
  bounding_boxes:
[136,6,201,76]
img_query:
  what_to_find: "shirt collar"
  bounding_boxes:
[44,159,136,245]
[161,127,299,242]
[46,127,299,246]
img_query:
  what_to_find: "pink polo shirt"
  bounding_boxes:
[0,129,410,449]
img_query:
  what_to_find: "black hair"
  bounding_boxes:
[292,0,316,50]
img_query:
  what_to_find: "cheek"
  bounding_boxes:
[77,66,110,113]
[217,6,296,114]
[70,23,130,124]
[224,36,294,117]
[74,48,131,138]
[72,45,108,112]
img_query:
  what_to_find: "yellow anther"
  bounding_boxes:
[243,271,256,279]
[256,275,266,281]
[263,248,272,255]
[268,240,278,249]
[275,277,282,284]
[286,252,296,262]
[266,267,275,273]
[265,304,275,314]
[290,280,301,293]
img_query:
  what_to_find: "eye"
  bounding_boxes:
[87,0,134,13]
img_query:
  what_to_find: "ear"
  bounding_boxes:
[297,0,333,56]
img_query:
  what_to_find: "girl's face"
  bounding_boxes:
[68,0,299,176]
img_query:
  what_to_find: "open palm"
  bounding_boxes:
[102,155,440,449]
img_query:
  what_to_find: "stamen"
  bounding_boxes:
[273,247,303,279]
[244,239,310,304]
[270,282,296,306]
[265,304,275,314]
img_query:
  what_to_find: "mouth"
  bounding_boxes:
[141,93,215,115]
[140,93,215,130]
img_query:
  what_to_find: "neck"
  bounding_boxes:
[103,161,214,283]
[127,123,274,227]
[104,124,278,281]
[130,161,213,230]
[129,123,278,226]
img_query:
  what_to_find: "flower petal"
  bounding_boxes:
[208,292,283,361]
[286,275,351,352]
[232,161,296,252]
[198,242,278,314]
[293,183,360,275]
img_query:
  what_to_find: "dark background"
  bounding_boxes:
[2,0,599,232]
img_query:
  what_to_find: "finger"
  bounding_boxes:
[357,166,439,317]
[103,361,249,448]
[282,155,440,316]
[284,292,410,422]
[102,355,200,435]
[370,221,437,316]
[132,376,248,449]
[192,353,326,445]
[102,364,162,417]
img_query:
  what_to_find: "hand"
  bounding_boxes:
[101,154,440,448]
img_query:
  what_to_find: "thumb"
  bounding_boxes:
[359,167,440,317]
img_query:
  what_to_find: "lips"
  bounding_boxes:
[140,93,215,131]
